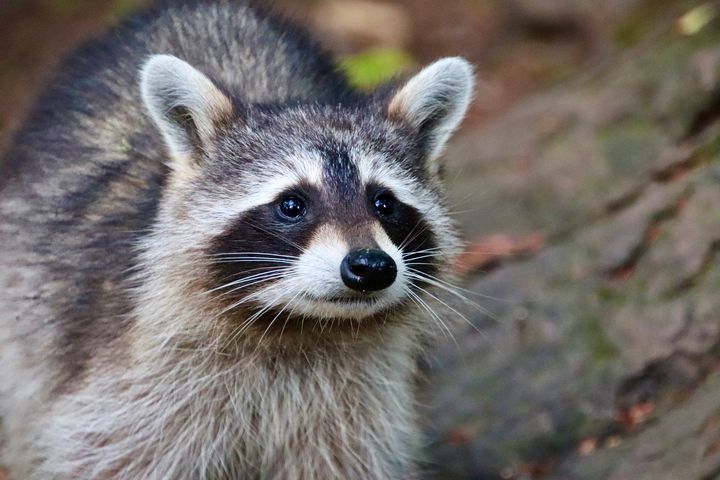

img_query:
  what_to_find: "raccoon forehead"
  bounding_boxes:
[200,149,326,210]
[212,142,436,208]
[180,143,445,246]
[354,150,435,205]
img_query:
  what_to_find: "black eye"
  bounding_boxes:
[278,195,306,220]
[373,192,396,217]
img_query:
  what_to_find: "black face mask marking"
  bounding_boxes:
[366,183,438,278]
[206,183,322,303]
[205,153,440,320]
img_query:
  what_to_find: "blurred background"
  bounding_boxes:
[3,1,720,479]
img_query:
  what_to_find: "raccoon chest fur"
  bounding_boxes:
[0,1,473,478]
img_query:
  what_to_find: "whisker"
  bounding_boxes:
[220,273,289,298]
[208,252,298,259]
[226,265,300,342]
[208,268,289,294]
[398,218,426,251]
[256,291,302,347]
[402,247,445,258]
[278,295,302,343]
[407,268,511,303]
[406,270,503,324]
[403,262,438,268]
[211,258,294,265]
[406,270,483,308]
[237,218,306,252]
[407,290,457,346]
[231,291,284,341]
[402,252,446,263]
[409,283,483,335]
[222,299,274,345]
[209,266,289,295]
[405,246,523,257]
[218,281,281,315]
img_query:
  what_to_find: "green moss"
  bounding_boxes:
[43,0,142,18]
[677,3,718,35]
[600,121,664,176]
[695,131,720,161]
[614,0,669,47]
[510,407,605,462]
[596,286,625,305]
[338,48,414,90]
[119,138,133,154]
[614,0,709,47]
[583,316,620,363]
[47,0,94,14]
[110,0,145,19]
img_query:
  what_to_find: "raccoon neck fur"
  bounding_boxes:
[36,237,424,479]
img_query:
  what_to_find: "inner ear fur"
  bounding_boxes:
[387,57,475,172]
[140,54,233,170]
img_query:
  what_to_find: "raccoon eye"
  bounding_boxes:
[373,192,396,217]
[278,195,306,220]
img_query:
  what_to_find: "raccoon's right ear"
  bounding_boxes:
[140,54,233,170]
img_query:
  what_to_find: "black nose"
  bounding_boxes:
[341,249,397,292]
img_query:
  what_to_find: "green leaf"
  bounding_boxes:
[677,3,717,36]
[338,48,415,90]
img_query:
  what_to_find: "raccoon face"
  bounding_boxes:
[140,54,473,327]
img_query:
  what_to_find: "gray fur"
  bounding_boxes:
[0,1,473,478]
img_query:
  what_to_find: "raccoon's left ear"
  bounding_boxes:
[140,54,233,171]
[386,57,475,173]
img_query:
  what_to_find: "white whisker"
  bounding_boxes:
[407,268,511,303]
[208,252,299,259]
[209,268,289,294]
[409,283,482,335]
[211,258,295,265]
[406,290,456,345]
[256,291,302,347]
[406,270,504,324]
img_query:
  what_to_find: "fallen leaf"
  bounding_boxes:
[677,3,717,36]
[605,435,623,448]
[446,428,473,445]
[578,437,598,456]
[704,440,720,458]
[454,233,545,275]
[615,401,655,430]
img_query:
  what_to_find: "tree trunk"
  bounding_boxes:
[419,4,720,479]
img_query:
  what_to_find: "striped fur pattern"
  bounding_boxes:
[0,1,474,478]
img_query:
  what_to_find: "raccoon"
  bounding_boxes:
[0,1,473,478]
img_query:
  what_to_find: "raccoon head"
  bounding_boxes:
[140,54,473,338]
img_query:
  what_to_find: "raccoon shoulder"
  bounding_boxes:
[1,0,350,187]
